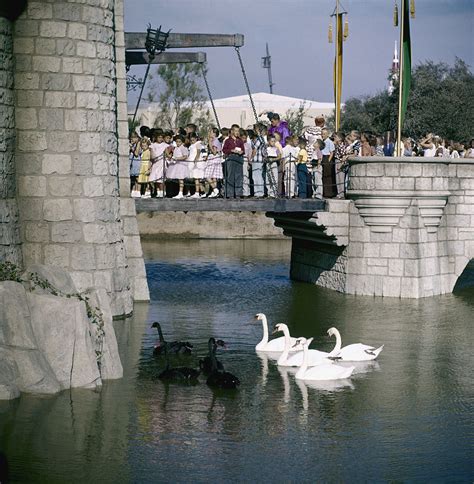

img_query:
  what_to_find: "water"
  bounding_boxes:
[1,240,473,482]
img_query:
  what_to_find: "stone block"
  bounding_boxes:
[400,164,422,177]
[18,175,47,197]
[95,245,117,269]
[82,177,104,197]
[14,72,40,90]
[51,222,83,243]
[39,21,67,38]
[17,131,46,152]
[13,37,34,55]
[47,131,78,152]
[382,276,401,297]
[38,108,64,131]
[93,271,113,292]
[79,132,101,153]
[24,222,49,243]
[56,38,76,56]
[64,110,87,131]
[42,154,72,175]
[16,90,43,107]
[393,177,415,190]
[32,55,61,72]
[380,243,400,258]
[83,223,108,243]
[73,199,96,222]
[35,38,56,55]
[95,198,119,222]
[53,3,82,21]
[400,243,419,259]
[71,245,96,270]
[48,176,83,197]
[388,259,404,276]
[14,19,39,37]
[62,57,82,73]
[404,260,420,277]
[70,271,93,293]
[124,235,143,258]
[15,107,37,129]
[68,23,87,40]
[43,199,72,221]
[44,91,75,108]
[18,199,43,221]
[21,243,43,266]
[76,41,96,58]
[415,177,432,190]
[400,277,419,298]
[77,92,99,109]
[41,73,71,90]
[13,54,32,72]
[367,265,388,276]
[72,75,94,92]
[43,245,70,266]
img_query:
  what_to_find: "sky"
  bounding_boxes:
[124,0,473,106]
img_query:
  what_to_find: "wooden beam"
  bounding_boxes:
[135,198,325,213]
[125,32,244,50]
[126,51,206,66]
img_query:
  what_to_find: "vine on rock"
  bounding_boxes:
[0,261,105,370]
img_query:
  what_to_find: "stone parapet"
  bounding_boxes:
[277,157,474,298]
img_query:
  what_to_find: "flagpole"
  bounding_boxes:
[335,0,340,131]
[396,0,405,157]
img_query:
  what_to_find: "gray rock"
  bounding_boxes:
[23,264,77,296]
[0,348,20,400]
[27,292,102,390]
[84,287,123,380]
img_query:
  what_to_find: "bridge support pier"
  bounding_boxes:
[271,158,474,298]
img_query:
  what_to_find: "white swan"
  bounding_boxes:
[295,338,355,381]
[327,327,384,361]
[274,324,329,367]
[254,314,303,352]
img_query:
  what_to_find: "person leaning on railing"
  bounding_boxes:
[222,124,245,198]
[251,123,267,198]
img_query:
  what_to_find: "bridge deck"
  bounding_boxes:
[135,198,326,212]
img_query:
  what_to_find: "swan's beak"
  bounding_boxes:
[272,326,280,335]
[254,314,260,320]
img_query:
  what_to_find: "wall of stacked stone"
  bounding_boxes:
[113,0,149,302]
[284,159,473,298]
[12,0,138,316]
[0,18,22,265]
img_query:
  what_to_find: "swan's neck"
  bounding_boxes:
[296,344,308,379]
[259,316,269,346]
[277,326,291,365]
[156,325,165,343]
[328,329,342,356]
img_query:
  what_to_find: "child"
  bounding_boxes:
[334,132,347,198]
[296,137,310,198]
[266,135,280,197]
[129,132,141,197]
[137,137,151,198]
[311,138,325,199]
[240,128,252,197]
[167,135,189,199]
[375,136,385,156]
[204,127,223,198]
[187,134,204,198]
[149,130,169,197]
[281,135,299,197]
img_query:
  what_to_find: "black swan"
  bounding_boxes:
[158,346,200,383]
[151,322,193,355]
[199,338,226,375]
[206,343,240,390]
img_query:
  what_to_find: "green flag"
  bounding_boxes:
[400,0,412,128]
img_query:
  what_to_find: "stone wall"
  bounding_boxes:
[0,18,22,265]
[11,0,149,316]
[277,158,474,298]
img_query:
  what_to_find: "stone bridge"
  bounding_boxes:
[272,158,474,297]
[1,1,473,322]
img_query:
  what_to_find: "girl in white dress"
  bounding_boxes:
[188,134,205,198]
[167,135,189,199]
[149,131,169,197]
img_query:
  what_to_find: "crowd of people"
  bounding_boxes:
[129,113,474,200]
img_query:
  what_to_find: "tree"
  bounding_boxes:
[146,63,212,131]
[337,58,473,141]
[284,102,309,136]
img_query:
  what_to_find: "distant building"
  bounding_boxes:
[388,41,399,95]
[135,92,336,130]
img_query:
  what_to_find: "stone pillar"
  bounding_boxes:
[113,0,149,301]
[0,17,22,265]
[12,0,137,316]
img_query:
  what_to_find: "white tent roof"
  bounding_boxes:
[208,92,334,110]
